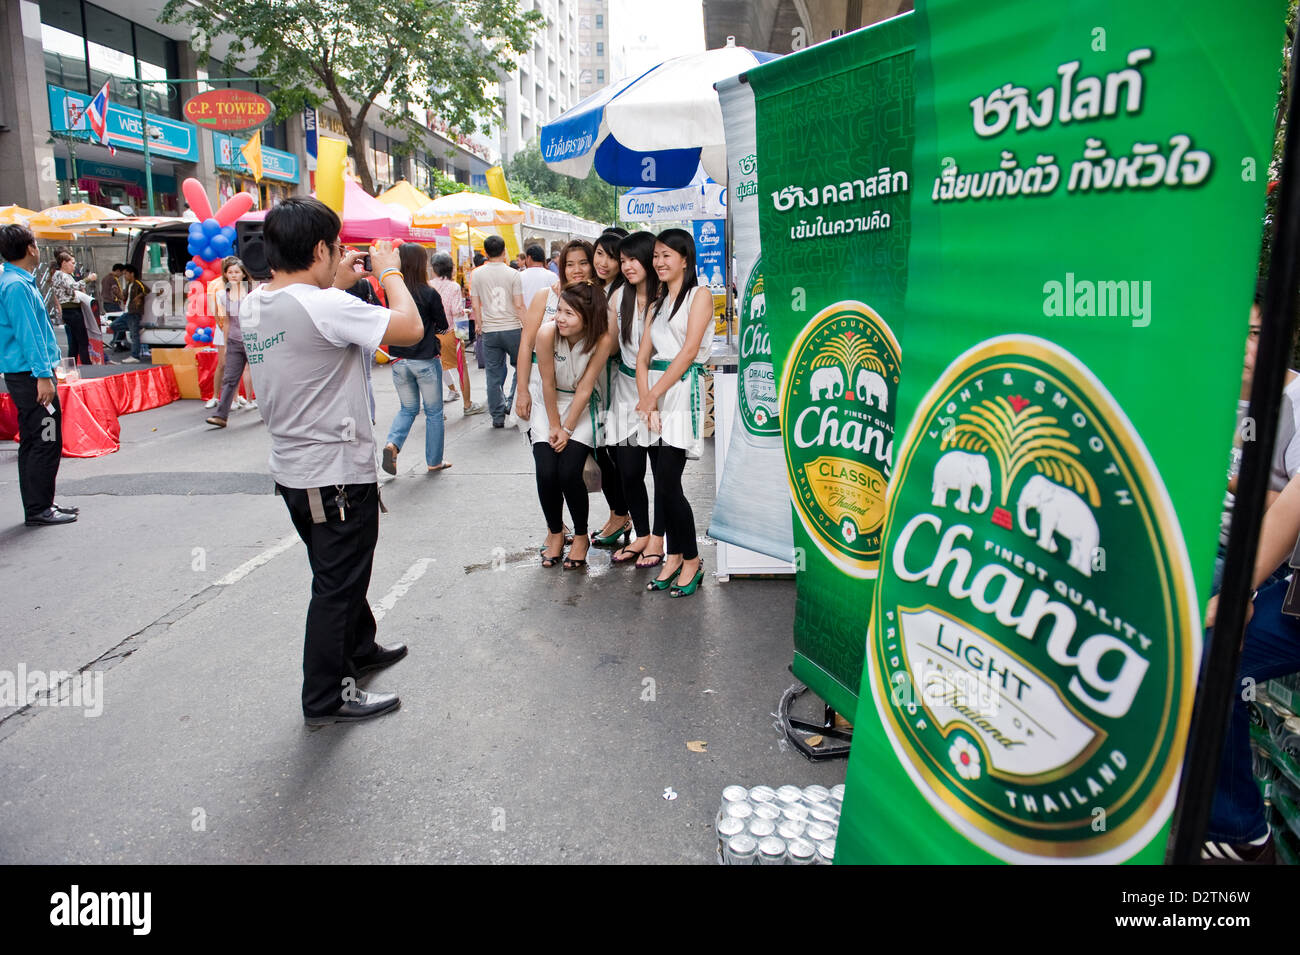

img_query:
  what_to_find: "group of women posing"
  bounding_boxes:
[516,227,714,598]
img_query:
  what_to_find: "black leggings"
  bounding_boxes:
[594,446,627,516]
[534,441,590,536]
[651,446,697,560]
[63,307,90,364]
[614,445,665,539]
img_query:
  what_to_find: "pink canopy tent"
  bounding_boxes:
[240,179,448,244]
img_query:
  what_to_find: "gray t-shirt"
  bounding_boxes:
[1220,373,1300,545]
[242,283,390,489]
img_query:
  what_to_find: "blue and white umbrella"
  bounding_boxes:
[540,39,779,188]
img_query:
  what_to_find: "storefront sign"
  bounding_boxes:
[183,89,274,132]
[750,14,915,723]
[48,84,199,163]
[836,0,1286,865]
[304,106,318,171]
[53,158,176,194]
[212,132,300,184]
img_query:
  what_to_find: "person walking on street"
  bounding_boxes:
[0,225,77,526]
[528,281,612,569]
[470,235,524,428]
[382,243,453,475]
[50,251,95,365]
[429,253,483,415]
[115,264,149,364]
[205,257,255,427]
[638,229,713,597]
[240,197,423,726]
[520,244,559,306]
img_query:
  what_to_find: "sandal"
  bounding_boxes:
[382,443,398,475]
[636,552,665,569]
[564,537,590,570]
[541,548,564,568]
[427,462,453,472]
[612,544,644,564]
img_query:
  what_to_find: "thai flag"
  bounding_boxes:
[85,81,116,156]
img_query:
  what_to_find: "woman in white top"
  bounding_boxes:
[587,228,633,548]
[516,241,622,543]
[636,228,714,597]
[605,231,669,568]
[530,282,613,569]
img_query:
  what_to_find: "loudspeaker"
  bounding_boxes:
[236,222,271,280]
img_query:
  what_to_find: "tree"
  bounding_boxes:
[505,138,621,224]
[161,0,543,194]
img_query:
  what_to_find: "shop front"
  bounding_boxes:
[212,131,301,209]
[47,83,197,214]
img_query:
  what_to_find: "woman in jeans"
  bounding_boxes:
[382,243,451,475]
[50,251,96,364]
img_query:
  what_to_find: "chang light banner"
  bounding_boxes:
[835,0,1287,864]
[707,74,795,563]
[750,14,915,722]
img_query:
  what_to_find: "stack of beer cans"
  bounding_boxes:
[715,783,843,864]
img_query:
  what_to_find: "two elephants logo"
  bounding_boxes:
[781,300,901,577]
[868,336,1198,862]
[931,393,1102,576]
[738,263,779,437]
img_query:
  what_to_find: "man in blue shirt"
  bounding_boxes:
[0,225,76,526]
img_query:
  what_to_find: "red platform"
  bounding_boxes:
[0,365,181,457]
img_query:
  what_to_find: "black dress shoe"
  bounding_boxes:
[353,642,408,676]
[53,502,80,515]
[303,690,401,726]
[25,508,77,527]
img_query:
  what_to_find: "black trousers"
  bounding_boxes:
[4,372,62,519]
[614,444,664,539]
[278,482,381,717]
[62,307,89,364]
[652,446,697,560]
[534,440,590,536]
[594,446,627,517]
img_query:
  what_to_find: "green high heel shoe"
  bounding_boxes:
[646,570,677,591]
[669,568,705,598]
[593,518,632,547]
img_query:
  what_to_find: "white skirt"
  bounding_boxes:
[525,372,598,448]
[604,360,651,447]
[650,362,708,460]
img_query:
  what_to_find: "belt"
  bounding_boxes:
[618,359,708,439]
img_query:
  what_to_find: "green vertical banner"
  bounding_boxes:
[837,0,1286,864]
[750,14,916,721]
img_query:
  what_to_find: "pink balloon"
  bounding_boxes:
[215,191,255,227]
[182,178,214,221]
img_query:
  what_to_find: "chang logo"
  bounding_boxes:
[738,262,778,436]
[868,335,1199,863]
[780,300,901,577]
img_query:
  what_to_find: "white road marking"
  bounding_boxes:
[214,534,301,586]
[371,557,435,622]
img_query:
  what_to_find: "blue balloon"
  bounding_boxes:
[221,225,237,241]
[187,239,201,256]
[211,235,232,257]
[188,223,205,241]
[202,217,221,237]
[185,264,200,280]
[201,245,217,262]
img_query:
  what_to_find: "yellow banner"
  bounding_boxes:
[317,137,347,215]
[485,166,520,259]
[240,131,264,183]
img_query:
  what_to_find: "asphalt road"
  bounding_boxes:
[0,359,845,864]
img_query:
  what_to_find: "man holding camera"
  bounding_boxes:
[241,197,422,726]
